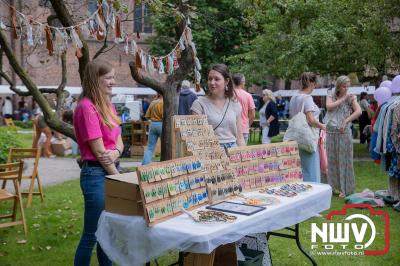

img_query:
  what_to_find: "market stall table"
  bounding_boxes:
[96,182,332,266]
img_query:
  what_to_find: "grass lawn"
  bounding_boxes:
[16,129,34,149]
[353,143,370,158]
[0,161,398,266]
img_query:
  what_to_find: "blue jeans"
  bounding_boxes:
[74,166,111,266]
[142,121,162,165]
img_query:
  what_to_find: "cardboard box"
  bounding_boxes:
[105,172,143,216]
[51,138,72,156]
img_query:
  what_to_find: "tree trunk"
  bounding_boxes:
[161,85,179,160]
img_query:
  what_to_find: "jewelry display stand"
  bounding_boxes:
[172,115,242,202]
[137,156,209,226]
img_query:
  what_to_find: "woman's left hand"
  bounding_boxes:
[98,150,119,165]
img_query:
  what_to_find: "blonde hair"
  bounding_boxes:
[262,89,276,103]
[335,75,351,97]
[80,59,120,128]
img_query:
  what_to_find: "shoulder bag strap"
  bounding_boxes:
[213,99,230,131]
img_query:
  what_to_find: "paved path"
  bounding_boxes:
[5,157,141,191]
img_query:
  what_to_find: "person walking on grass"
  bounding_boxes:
[32,111,55,158]
[324,75,361,197]
[260,89,279,144]
[178,80,197,115]
[73,59,123,266]
[142,93,163,165]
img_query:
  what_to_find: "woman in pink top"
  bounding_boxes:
[73,59,123,266]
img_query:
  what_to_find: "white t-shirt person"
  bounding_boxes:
[2,97,13,117]
[191,96,242,144]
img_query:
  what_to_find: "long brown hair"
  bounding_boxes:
[80,59,120,128]
[209,64,235,99]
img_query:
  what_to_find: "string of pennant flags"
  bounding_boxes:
[0,0,202,87]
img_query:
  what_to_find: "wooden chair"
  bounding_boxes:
[0,161,27,237]
[3,148,43,208]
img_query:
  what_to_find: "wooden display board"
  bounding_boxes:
[171,115,242,202]
[172,115,210,158]
[227,141,303,192]
[137,156,209,226]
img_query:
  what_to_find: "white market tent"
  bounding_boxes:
[0,85,206,96]
[273,86,376,97]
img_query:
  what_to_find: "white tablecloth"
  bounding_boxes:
[96,182,332,266]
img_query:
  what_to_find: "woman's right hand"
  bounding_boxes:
[345,94,355,102]
[319,123,326,131]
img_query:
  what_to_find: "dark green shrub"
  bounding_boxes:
[0,127,23,163]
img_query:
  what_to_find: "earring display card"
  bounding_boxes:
[179,125,215,140]
[138,156,210,226]
[173,115,226,160]
[173,115,209,129]
[227,142,303,192]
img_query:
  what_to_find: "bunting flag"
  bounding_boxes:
[0,1,203,86]
[0,0,119,57]
[131,23,202,87]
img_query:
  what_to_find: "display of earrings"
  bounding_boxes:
[204,169,242,201]
[179,125,215,139]
[137,156,209,225]
[228,142,299,163]
[174,115,208,128]
[227,142,303,192]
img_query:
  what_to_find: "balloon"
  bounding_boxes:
[373,87,392,106]
[380,80,392,89]
[391,75,400,93]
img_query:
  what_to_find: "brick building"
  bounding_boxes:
[0,0,153,88]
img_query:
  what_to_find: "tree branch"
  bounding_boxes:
[0,70,14,86]
[0,28,75,139]
[10,86,31,96]
[128,61,166,93]
[55,51,68,117]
